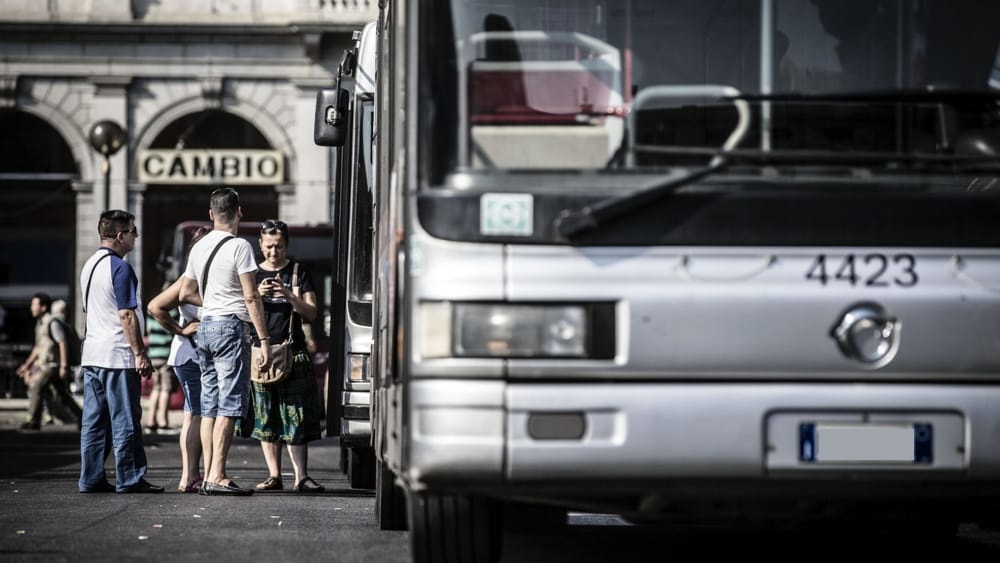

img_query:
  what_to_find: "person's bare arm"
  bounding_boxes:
[119,309,153,378]
[240,271,272,370]
[149,278,189,336]
[57,338,69,380]
[17,347,38,379]
[264,277,318,322]
[178,276,202,307]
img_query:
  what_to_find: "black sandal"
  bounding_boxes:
[256,476,283,491]
[294,477,325,493]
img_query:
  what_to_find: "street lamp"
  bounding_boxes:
[88,120,126,211]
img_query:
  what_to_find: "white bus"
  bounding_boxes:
[317,2,1000,562]
[319,22,378,489]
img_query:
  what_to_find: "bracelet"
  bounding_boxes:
[133,350,145,357]
[259,336,270,341]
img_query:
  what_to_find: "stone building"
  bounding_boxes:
[0,0,376,349]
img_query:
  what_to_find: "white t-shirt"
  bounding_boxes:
[182,229,258,321]
[79,248,146,369]
[168,302,200,367]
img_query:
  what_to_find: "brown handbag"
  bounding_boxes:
[250,263,299,385]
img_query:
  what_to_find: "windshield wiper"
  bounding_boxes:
[553,160,729,239]
[555,85,751,240]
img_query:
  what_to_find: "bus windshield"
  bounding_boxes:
[425,0,1000,180]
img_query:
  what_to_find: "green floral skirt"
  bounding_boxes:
[241,350,323,445]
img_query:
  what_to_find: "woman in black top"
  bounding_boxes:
[249,220,324,492]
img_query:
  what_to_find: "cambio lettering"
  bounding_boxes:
[138,149,284,185]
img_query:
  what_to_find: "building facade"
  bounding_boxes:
[0,0,376,350]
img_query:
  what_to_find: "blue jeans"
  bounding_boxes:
[198,316,250,418]
[174,359,202,415]
[78,367,148,491]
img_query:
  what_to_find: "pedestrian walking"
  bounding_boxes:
[51,299,84,395]
[249,220,325,493]
[148,226,210,493]
[77,209,163,494]
[16,293,83,430]
[179,187,271,496]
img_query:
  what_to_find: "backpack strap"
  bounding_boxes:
[200,235,236,293]
[83,249,115,313]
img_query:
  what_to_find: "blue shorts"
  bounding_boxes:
[174,359,202,415]
[197,316,250,418]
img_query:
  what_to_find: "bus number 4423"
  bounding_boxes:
[805,254,918,287]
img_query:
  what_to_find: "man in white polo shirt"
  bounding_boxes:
[180,187,271,496]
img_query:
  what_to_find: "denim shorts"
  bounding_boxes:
[173,359,202,415]
[197,315,250,418]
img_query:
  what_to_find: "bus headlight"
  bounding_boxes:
[348,353,370,383]
[421,303,595,358]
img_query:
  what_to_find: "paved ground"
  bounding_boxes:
[0,397,412,563]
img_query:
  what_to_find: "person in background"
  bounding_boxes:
[148,225,210,492]
[78,209,162,493]
[51,299,84,396]
[250,219,325,493]
[17,293,83,431]
[179,187,271,496]
[144,308,178,435]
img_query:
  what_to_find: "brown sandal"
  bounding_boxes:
[255,476,283,491]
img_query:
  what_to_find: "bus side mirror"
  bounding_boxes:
[314,88,349,147]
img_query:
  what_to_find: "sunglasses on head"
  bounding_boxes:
[261,220,287,232]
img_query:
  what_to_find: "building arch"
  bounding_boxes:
[15,100,97,184]
[132,93,296,184]
[134,102,291,304]
[0,108,80,348]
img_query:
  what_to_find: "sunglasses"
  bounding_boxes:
[117,226,139,238]
[260,220,288,232]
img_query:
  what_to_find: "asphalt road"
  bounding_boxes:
[3,400,1000,563]
[0,420,409,563]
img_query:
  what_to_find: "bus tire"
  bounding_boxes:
[376,459,407,530]
[409,490,502,563]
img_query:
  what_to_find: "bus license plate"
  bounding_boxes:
[799,422,933,464]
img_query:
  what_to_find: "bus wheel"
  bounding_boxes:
[376,459,407,530]
[348,447,375,489]
[409,491,501,563]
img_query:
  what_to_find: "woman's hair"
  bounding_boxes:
[189,226,211,253]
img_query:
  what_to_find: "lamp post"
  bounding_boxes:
[88,120,126,211]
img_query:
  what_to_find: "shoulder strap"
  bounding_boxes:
[282,262,299,344]
[200,236,236,293]
[83,250,115,313]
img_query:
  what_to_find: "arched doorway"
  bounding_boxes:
[0,109,78,396]
[140,109,280,305]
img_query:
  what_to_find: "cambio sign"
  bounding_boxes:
[138,149,284,185]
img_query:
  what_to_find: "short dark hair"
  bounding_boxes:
[210,187,241,220]
[98,210,135,239]
[32,292,52,310]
